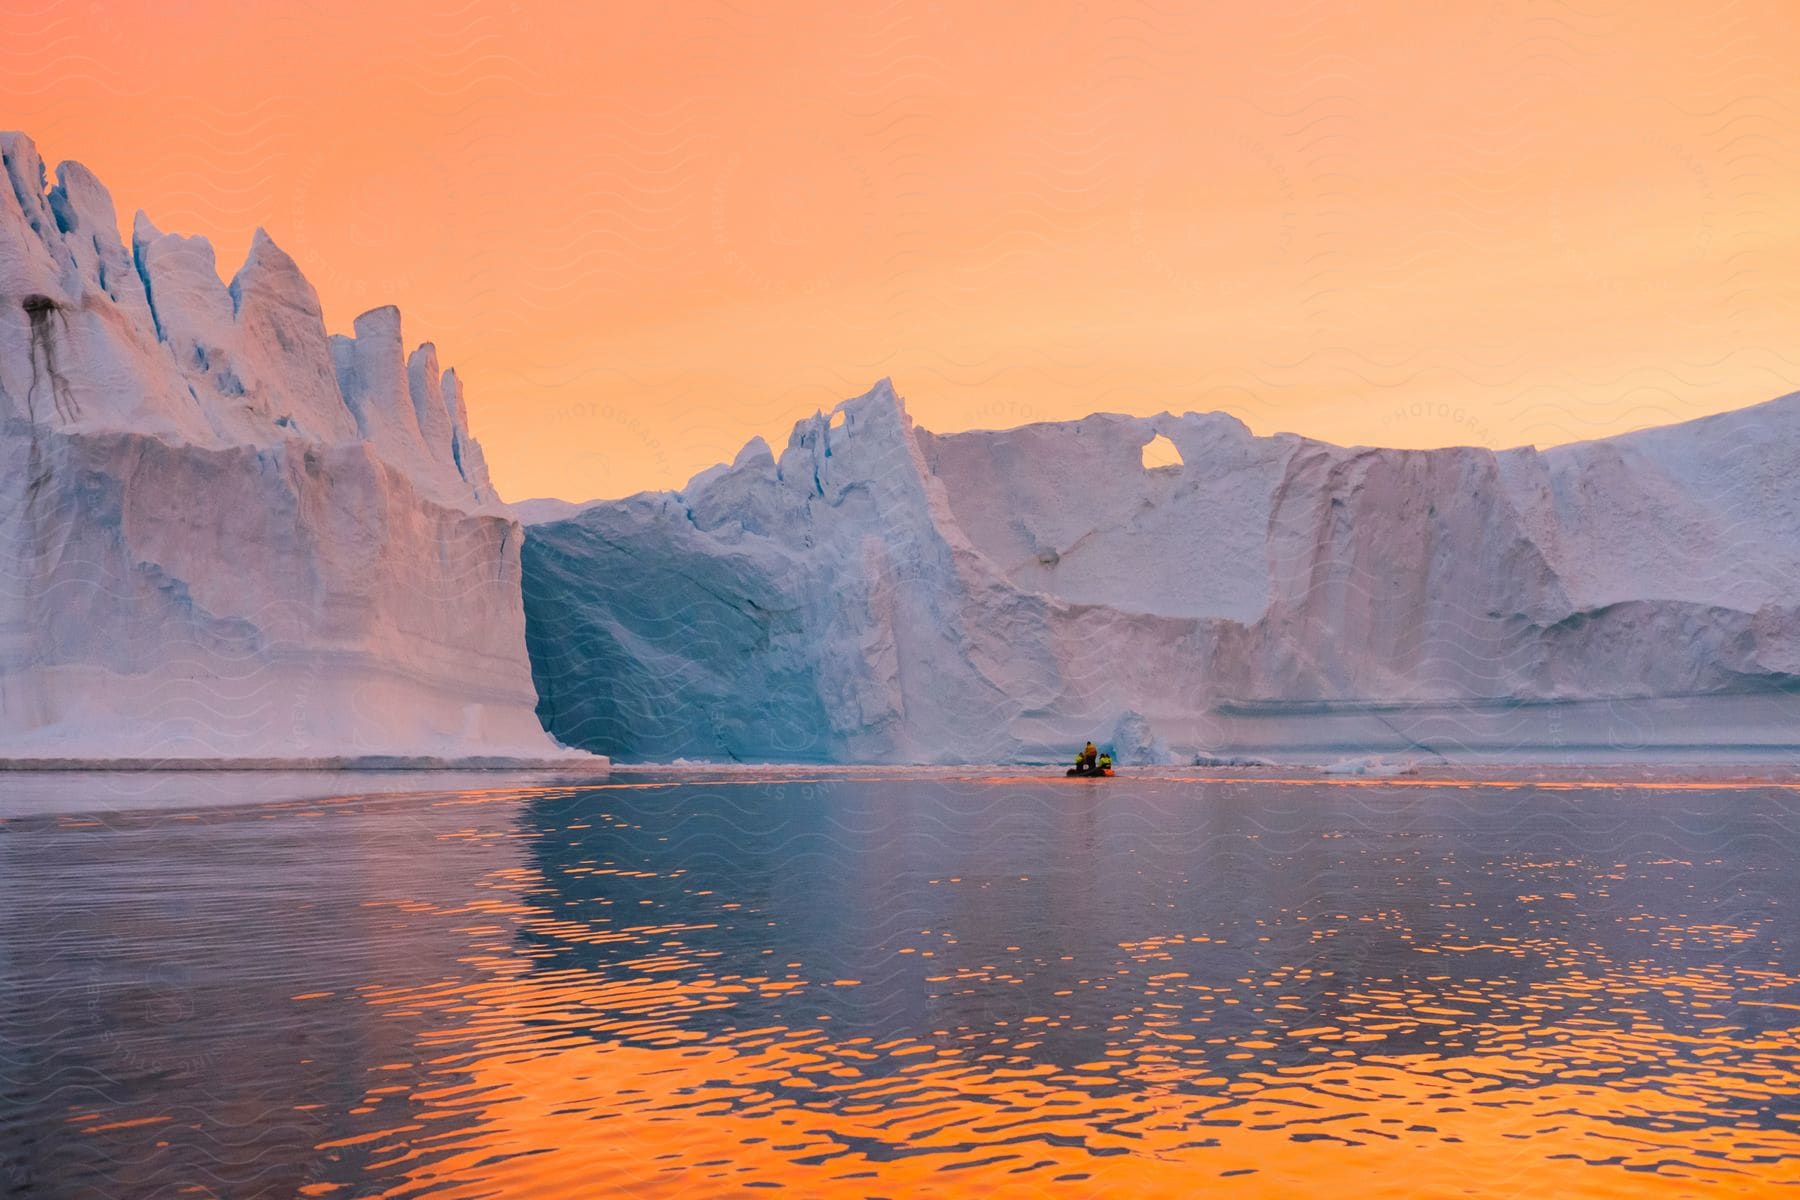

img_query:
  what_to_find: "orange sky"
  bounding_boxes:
[7,1,1799,500]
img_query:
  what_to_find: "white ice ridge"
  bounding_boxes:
[522,379,1800,764]
[0,132,596,766]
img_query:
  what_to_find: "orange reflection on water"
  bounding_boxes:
[360,978,1800,1197]
[340,854,1800,1197]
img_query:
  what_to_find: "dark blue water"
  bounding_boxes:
[4,770,1798,1197]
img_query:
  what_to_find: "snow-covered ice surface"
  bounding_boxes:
[510,496,597,526]
[0,133,597,768]
[524,379,1800,765]
[0,768,615,817]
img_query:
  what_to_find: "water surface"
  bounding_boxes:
[4,769,1799,1197]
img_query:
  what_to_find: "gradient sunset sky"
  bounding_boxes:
[8,1,1798,499]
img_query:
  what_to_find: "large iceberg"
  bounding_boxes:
[0,133,592,766]
[522,379,1800,763]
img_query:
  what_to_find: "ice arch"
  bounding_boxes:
[1141,432,1183,470]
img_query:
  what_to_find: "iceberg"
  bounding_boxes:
[0,133,595,767]
[10,130,1789,770]
[523,379,1800,764]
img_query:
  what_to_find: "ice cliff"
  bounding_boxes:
[0,133,585,764]
[523,380,1800,763]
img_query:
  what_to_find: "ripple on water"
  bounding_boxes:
[3,773,1799,1197]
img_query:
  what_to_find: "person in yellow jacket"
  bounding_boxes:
[1081,741,1098,770]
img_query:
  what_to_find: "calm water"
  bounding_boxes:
[4,770,1799,1197]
